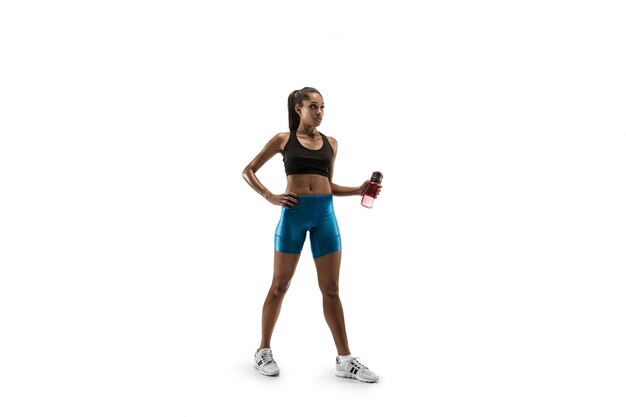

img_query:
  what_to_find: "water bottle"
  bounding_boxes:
[361,171,383,208]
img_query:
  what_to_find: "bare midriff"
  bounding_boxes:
[286,174,332,195]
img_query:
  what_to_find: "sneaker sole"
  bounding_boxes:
[335,370,378,383]
[254,363,279,377]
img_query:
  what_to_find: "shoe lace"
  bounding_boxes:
[349,357,368,370]
[260,351,276,365]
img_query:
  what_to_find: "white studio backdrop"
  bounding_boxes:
[1,1,625,416]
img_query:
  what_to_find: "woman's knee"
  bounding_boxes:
[320,282,340,298]
[271,276,292,297]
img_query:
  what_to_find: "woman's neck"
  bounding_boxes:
[297,125,318,137]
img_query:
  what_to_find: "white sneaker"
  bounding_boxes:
[335,356,379,383]
[254,348,280,376]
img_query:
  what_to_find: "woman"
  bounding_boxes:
[242,87,381,383]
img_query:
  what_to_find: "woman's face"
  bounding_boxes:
[297,93,325,127]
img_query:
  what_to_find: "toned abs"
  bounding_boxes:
[286,174,332,195]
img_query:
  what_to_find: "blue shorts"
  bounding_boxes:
[274,195,342,258]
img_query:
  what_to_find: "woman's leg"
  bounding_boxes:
[259,251,301,349]
[314,250,350,356]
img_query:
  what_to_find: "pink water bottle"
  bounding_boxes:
[361,171,383,208]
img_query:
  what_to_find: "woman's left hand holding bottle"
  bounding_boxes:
[359,179,382,198]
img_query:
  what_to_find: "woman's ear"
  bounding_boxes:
[295,103,302,116]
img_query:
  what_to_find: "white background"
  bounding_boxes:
[1,1,625,416]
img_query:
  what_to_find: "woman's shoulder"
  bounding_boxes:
[320,133,338,154]
[323,133,338,147]
[264,131,289,143]
[270,131,291,152]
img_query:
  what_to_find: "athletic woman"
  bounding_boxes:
[242,87,381,383]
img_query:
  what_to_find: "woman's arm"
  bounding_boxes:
[327,136,369,197]
[242,133,299,207]
[331,183,366,196]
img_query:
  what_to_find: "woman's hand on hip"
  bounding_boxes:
[269,192,299,208]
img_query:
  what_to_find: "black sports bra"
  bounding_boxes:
[282,130,333,177]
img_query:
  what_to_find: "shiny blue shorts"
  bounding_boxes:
[274,195,342,258]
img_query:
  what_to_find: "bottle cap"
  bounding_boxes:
[371,171,383,183]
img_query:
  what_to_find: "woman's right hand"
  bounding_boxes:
[269,192,299,208]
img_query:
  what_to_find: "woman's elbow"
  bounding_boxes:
[242,165,255,181]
